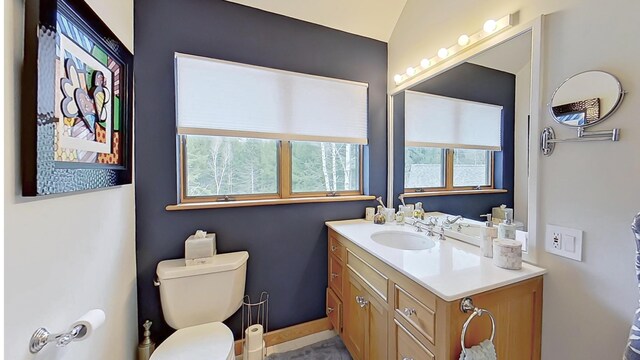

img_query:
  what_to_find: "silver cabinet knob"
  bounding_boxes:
[331,245,338,252]
[327,307,334,314]
[402,356,414,360]
[331,272,339,280]
[355,295,368,308]
[403,307,417,317]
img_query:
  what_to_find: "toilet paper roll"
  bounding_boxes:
[245,324,264,352]
[71,309,106,341]
[243,340,265,360]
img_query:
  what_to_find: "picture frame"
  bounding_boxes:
[22,0,133,196]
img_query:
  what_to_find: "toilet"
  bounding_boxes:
[151,251,249,360]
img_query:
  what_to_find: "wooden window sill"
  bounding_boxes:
[402,189,507,198]
[166,195,376,211]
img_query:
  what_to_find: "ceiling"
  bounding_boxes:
[225,0,407,42]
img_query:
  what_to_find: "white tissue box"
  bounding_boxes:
[185,232,216,266]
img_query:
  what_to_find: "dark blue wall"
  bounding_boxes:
[134,0,387,342]
[393,63,515,220]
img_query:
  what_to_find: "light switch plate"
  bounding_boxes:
[545,224,583,261]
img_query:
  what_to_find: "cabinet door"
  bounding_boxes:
[365,287,388,360]
[344,271,367,360]
[326,287,342,332]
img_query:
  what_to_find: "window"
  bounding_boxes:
[453,149,491,187]
[404,91,501,193]
[175,53,368,203]
[291,141,360,194]
[183,136,278,199]
[405,147,445,189]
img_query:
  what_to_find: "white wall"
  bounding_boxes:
[390,0,640,358]
[4,0,137,359]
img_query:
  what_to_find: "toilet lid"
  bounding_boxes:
[151,322,234,360]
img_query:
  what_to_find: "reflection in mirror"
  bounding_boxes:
[393,31,533,233]
[549,70,624,128]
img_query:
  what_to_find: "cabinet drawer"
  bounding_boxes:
[326,287,342,332]
[395,285,436,345]
[329,256,344,297]
[395,319,435,360]
[347,250,388,301]
[329,235,346,262]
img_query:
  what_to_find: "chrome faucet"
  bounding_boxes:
[442,215,463,229]
[409,219,430,233]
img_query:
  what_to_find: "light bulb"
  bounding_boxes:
[437,48,449,59]
[483,19,497,33]
[420,58,430,68]
[458,34,470,46]
[394,74,402,84]
[406,67,416,76]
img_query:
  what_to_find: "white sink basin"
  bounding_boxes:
[371,230,436,250]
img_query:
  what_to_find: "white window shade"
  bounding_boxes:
[405,91,503,150]
[175,53,368,144]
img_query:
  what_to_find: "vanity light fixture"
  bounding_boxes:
[393,13,516,85]
[483,19,498,33]
[458,34,470,46]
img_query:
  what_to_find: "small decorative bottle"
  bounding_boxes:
[373,205,386,224]
[137,320,156,360]
[413,202,425,220]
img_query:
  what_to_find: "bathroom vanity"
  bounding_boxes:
[325,219,546,360]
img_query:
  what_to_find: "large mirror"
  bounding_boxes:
[549,70,624,128]
[390,25,540,258]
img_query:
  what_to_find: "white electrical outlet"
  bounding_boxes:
[545,224,583,261]
[552,233,562,249]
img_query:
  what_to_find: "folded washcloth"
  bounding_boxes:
[459,339,497,360]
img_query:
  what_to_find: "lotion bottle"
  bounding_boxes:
[480,214,497,258]
[498,212,517,240]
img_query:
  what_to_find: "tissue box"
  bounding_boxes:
[185,232,216,266]
[492,206,513,222]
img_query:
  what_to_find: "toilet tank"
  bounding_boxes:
[156,251,248,329]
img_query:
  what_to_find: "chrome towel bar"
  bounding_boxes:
[460,297,496,356]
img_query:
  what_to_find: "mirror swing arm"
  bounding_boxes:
[540,125,621,156]
[541,70,626,156]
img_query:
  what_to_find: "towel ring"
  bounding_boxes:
[460,297,496,356]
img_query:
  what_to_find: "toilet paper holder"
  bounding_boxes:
[29,324,87,353]
[29,309,105,354]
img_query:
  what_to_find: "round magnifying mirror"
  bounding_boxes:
[549,70,624,128]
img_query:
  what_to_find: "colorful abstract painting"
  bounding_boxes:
[22,0,133,196]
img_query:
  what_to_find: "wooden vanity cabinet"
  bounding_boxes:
[327,229,543,360]
[343,268,388,360]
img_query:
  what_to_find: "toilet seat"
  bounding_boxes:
[150,322,234,360]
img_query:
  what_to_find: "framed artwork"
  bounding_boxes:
[551,98,600,127]
[22,0,133,196]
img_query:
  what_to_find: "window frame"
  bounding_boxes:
[178,136,364,204]
[404,148,494,193]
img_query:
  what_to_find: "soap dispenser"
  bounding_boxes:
[498,212,517,240]
[480,214,497,258]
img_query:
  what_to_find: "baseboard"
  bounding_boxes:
[234,317,332,356]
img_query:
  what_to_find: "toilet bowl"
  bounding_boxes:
[152,251,249,360]
[150,322,234,360]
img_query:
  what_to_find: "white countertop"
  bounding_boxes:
[326,218,547,301]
